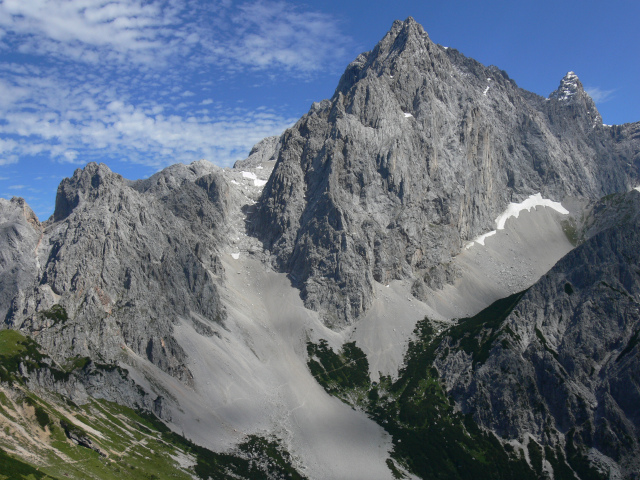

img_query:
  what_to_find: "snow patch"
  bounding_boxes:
[473,230,496,246]
[466,193,569,249]
[241,171,267,187]
[231,253,240,260]
[495,193,568,229]
[483,86,490,96]
[403,112,413,118]
[634,186,640,193]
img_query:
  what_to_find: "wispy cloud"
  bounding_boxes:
[0,1,349,170]
[585,86,615,104]
[0,67,297,167]
[0,156,18,166]
[217,1,351,75]
[0,0,184,65]
[0,0,350,74]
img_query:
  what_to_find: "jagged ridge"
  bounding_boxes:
[252,17,640,325]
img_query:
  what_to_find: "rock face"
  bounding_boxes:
[1,16,640,480]
[435,189,640,478]
[234,135,281,169]
[252,17,640,325]
[0,198,42,322]
[5,161,229,389]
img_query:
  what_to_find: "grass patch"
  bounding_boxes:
[39,305,68,326]
[566,430,608,480]
[527,439,543,476]
[3,395,210,480]
[386,458,405,479]
[0,447,62,480]
[544,445,577,479]
[0,330,34,357]
[160,429,307,480]
[561,218,580,246]
[443,290,527,367]
[86,402,308,480]
[0,330,47,384]
[367,317,539,480]
[23,397,51,429]
[63,356,91,373]
[306,340,370,404]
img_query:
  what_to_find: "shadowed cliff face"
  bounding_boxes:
[251,17,640,326]
[435,190,640,477]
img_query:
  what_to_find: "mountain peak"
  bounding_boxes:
[549,71,584,101]
[388,16,430,45]
[390,16,422,31]
[333,17,435,96]
[372,16,432,60]
[547,70,603,127]
[53,162,123,221]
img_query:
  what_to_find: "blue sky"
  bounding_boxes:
[0,0,638,220]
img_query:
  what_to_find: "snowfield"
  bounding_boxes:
[466,193,569,249]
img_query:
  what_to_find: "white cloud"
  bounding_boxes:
[0,155,18,166]
[0,67,296,168]
[585,86,615,104]
[216,1,351,74]
[0,0,182,65]
[8,184,25,189]
[0,1,351,170]
[0,0,351,75]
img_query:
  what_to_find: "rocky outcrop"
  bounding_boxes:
[28,359,169,420]
[0,198,42,322]
[234,135,281,169]
[4,161,229,387]
[435,189,640,478]
[252,17,640,325]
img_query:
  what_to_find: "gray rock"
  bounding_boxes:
[252,17,640,325]
[435,189,640,477]
[233,135,280,169]
[5,161,229,389]
[0,16,639,478]
[61,418,107,456]
[27,360,168,420]
[0,198,42,322]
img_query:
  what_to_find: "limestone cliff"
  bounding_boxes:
[252,17,639,325]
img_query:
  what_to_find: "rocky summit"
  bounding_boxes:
[1,17,639,480]
[252,17,639,326]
